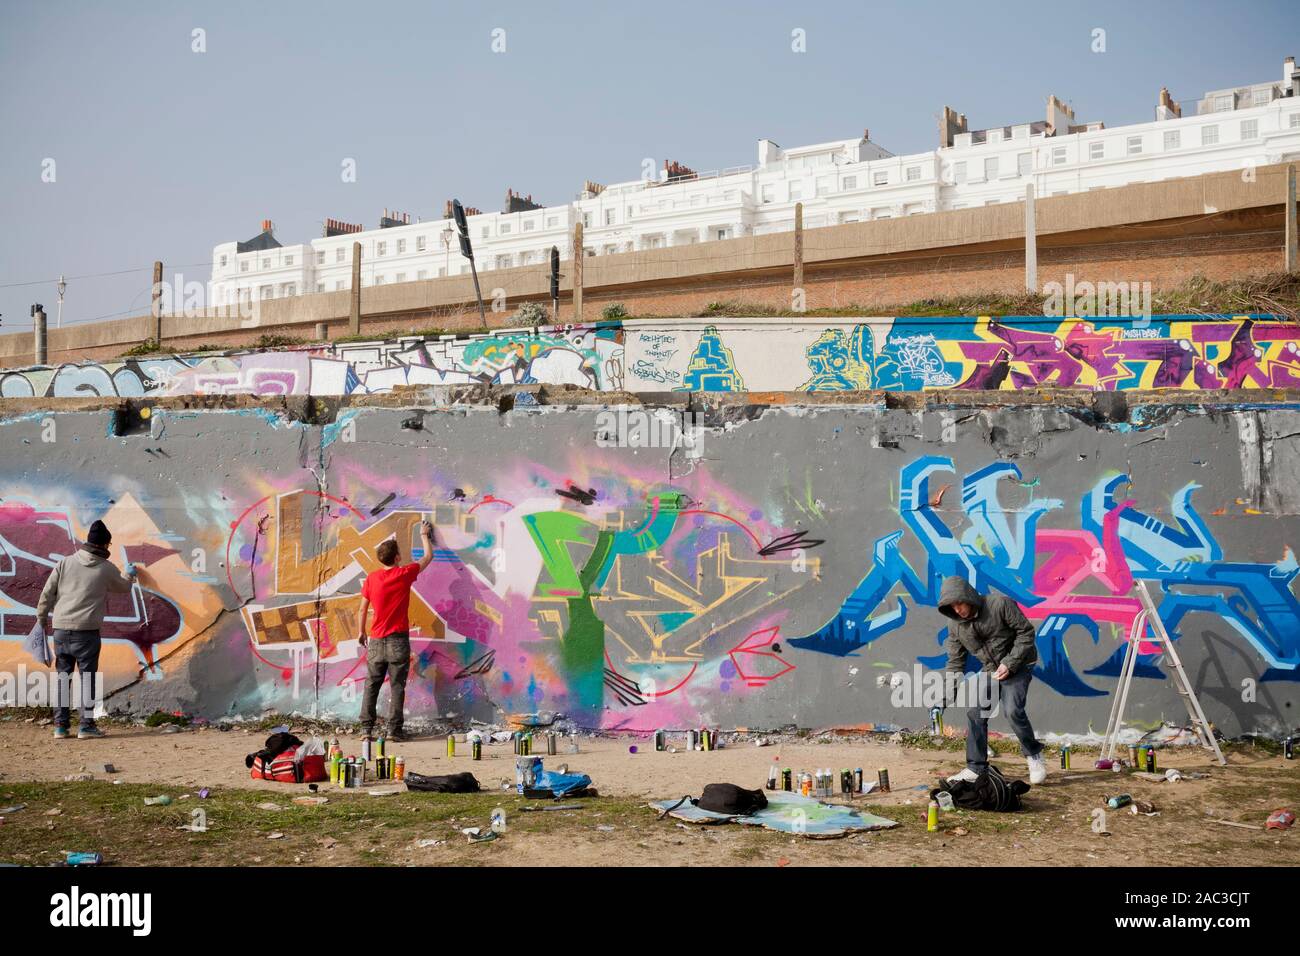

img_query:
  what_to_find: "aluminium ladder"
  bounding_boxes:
[1099,579,1227,766]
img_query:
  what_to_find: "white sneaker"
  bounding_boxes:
[1027,753,1048,784]
[946,768,980,784]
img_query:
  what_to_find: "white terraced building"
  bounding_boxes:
[208,57,1300,308]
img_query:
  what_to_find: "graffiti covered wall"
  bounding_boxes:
[3,315,1297,397]
[1,397,1297,736]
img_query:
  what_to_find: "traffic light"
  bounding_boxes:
[549,246,560,301]
[452,199,473,260]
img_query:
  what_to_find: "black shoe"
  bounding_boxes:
[388,728,410,743]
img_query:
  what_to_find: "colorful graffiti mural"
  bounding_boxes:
[788,456,1300,697]
[4,315,1295,398]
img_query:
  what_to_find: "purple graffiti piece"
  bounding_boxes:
[719,659,737,680]
[125,543,179,566]
[249,370,299,396]
[1111,339,1194,388]
[956,348,1011,389]
[1216,320,1268,389]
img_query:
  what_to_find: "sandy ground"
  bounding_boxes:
[2,719,1297,866]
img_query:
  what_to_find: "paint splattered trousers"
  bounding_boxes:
[360,632,410,734]
[965,668,1042,773]
[53,629,101,730]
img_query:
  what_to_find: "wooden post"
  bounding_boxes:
[1024,183,1038,293]
[793,202,804,293]
[1286,164,1298,274]
[349,242,362,335]
[573,221,584,322]
[151,260,163,346]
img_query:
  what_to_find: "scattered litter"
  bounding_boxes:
[1212,819,1263,830]
[160,724,182,734]
[198,788,211,799]
[520,804,584,812]
[100,764,116,774]
[292,796,329,806]
[415,839,445,848]
[1164,769,1183,782]
[143,795,171,806]
[652,791,898,839]
[462,827,498,844]
[596,824,616,832]
[45,807,63,816]
[63,852,101,866]
[1131,800,1159,816]
[777,858,790,867]
[1266,809,1295,831]
[367,788,401,797]
[63,773,94,782]
[267,832,285,840]
[0,805,26,814]
[255,802,284,811]
[953,827,969,836]
[317,837,338,850]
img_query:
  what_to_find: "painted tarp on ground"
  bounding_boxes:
[0,399,1296,736]
[2,315,1296,397]
[651,791,899,837]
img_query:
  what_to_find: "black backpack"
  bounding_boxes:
[244,732,303,770]
[693,783,768,815]
[404,771,481,793]
[932,765,1028,812]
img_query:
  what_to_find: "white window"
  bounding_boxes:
[397,239,406,253]
[334,280,345,291]
[1089,141,1105,161]
[1127,136,1143,156]
[815,176,832,196]
[902,203,922,215]
[546,216,558,228]
[873,170,888,185]
[315,283,324,293]
[953,161,966,183]
[240,261,249,273]
[841,176,856,190]
[220,254,228,268]
[316,251,325,264]
[437,267,447,277]
[1252,88,1272,107]
[605,209,616,225]
[906,166,920,181]
[336,248,345,263]
[1214,93,1233,112]
[1163,130,1180,150]
[260,286,271,299]
[715,228,730,241]
[1052,146,1067,166]
[838,212,859,224]
[870,207,891,219]
[500,223,511,234]
[789,182,803,200]
[523,220,535,231]
[1017,152,1032,175]
[983,157,999,180]
[377,241,387,256]
[496,255,512,269]
[417,270,428,280]
[582,213,592,227]
[416,236,427,251]
[261,258,270,269]
[1290,113,1300,129]
[1240,119,1259,140]
[1202,124,1219,146]
[284,255,293,266]
[395,273,406,283]
[374,276,384,285]
[761,184,775,203]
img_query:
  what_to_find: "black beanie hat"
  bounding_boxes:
[87,520,111,547]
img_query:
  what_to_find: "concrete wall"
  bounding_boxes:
[1,390,1297,737]
[1,163,1294,365]
[3,315,1298,397]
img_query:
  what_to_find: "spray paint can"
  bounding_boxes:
[472,739,482,761]
[701,729,712,752]
[1107,793,1132,809]
[927,799,939,832]
[929,707,944,737]
[1137,745,1148,768]
[781,768,792,792]
[328,753,338,784]
[654,729,666,752]
[854,768,864,793]
[767,765,779,790]
[687,730,698,751]
[1060,745,1071,770]
[800,772,812,797]
[395,755,405,781]
[1145,746,1157,773]
[447,734,456,758]
[1285,736,1296,760]
[1128,744,1139,766]
[375,737,385,759]
[547,732,557,756]
[877,768,891,793]
[362,738,372,761]
[841,769,852,794]
[523,734,532,756]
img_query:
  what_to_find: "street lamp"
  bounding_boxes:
[441,227,454,276]
[56,275,66,329]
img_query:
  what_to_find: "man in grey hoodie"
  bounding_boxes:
[937,575,1047,785]
[35,519,136,739]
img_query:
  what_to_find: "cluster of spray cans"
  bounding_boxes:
[767,765,871,796]
[655,728,719,751]
[328,737,405,787]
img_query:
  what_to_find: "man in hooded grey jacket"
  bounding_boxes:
[35,519,136,739]
[937,575,1047,785]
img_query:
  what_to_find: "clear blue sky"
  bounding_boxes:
[1,0,1297,332]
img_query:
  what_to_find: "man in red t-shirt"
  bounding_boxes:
[356,521,434,741]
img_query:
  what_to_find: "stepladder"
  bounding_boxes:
[1100,580,1227,766]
